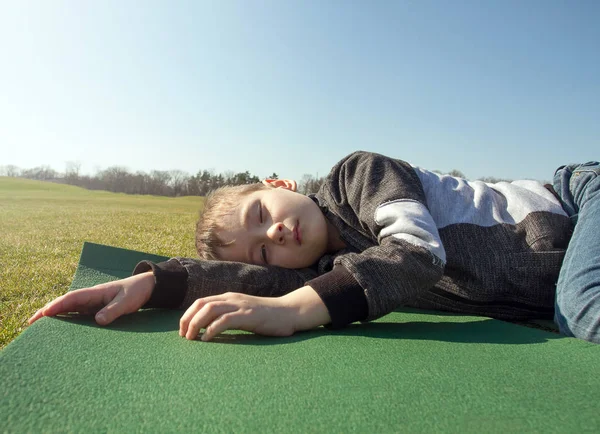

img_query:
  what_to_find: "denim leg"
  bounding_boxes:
[553,162,600,343]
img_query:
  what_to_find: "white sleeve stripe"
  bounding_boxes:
[374,199,446,264]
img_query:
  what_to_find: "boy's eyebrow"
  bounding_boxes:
[242,201,251,230]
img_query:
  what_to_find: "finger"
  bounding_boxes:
[40,293,89,317]
[28,307,47,324]
[179,293,240,336]
[94,289,130,326]
[28,292,90,324]
[201,312,247,342]
[185,302,237,340]
[179,296,230,336]
[28,294,88,324]
[179,298,210,337]
[42,285,118,317]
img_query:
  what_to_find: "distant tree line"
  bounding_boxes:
[0,163,512,197]
[0,162,328,196]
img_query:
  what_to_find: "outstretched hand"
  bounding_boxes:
[28,272,155,326]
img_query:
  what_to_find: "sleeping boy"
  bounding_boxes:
[28,151,600,343]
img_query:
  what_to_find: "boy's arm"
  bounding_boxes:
[133,257,320,310]
[133,259,328,341]
[29,259,323,333]
[306,151,446,328]
[306,240,443,327]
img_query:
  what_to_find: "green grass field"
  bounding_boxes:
[0,177,202,350]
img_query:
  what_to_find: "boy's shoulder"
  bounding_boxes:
[332,150,404,169]
[324,150,421,196]
[314,151,425,224]
[327,150,416,180]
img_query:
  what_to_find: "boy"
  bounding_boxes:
[28,151,600,344]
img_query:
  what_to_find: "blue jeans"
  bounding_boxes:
[553,162,600,343]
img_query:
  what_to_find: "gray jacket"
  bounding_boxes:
[136,151,572,327]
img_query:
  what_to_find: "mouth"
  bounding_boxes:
[294,220,301,245]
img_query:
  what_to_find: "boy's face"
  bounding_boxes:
[215,179,329,269]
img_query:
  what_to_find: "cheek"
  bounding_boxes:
[275,248,315,269]
[310,215,328,245]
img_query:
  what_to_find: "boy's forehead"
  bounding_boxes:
[223,190,262,230]
[215,212,243,249]
[215,192,262,255]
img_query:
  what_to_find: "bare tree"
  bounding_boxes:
[65,161,82,185]
[448,169,466,178]
[222,170,235,187]
[478,176,513,183]
[8,162,297,197]
[20,166,58,180]
[169,170,189,197]
[299,174,325,194]
[98,166,131,193]
[433,169,467,179]
[149,170,172,196]
[0,165,21,177]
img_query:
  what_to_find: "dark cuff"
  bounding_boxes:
[306,265,368,328]
[133,259,188,309]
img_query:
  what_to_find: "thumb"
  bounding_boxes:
[95,290,130,326]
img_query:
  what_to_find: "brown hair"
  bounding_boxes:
[195,183,269,260]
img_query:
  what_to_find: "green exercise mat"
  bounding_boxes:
[2,242,599,432]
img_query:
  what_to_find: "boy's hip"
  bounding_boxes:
[553,161,600,223]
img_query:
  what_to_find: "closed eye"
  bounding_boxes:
[258,202,267,264]
[261,245,268,264]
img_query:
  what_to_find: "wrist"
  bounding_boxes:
[280,285,331,332]
[136,259,188,309]
[136,271,156,305]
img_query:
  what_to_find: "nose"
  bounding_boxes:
[266,222,286,244]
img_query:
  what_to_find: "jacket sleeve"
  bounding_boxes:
[306,151,445,327]
[133,258,319,310]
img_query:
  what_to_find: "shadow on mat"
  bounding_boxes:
[54,310,561,345]
[55,309,180,333]
[209,318,561,346]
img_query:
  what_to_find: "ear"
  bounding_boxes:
[262,179,297,192]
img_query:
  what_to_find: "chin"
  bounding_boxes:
[286,257,314,269]
[298,254,323,269]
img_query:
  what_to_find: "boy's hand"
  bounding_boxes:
[179,285,331,341]
[179,293,295,341]
[27,272,155,326]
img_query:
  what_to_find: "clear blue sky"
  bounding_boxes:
[1,0,598,182]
